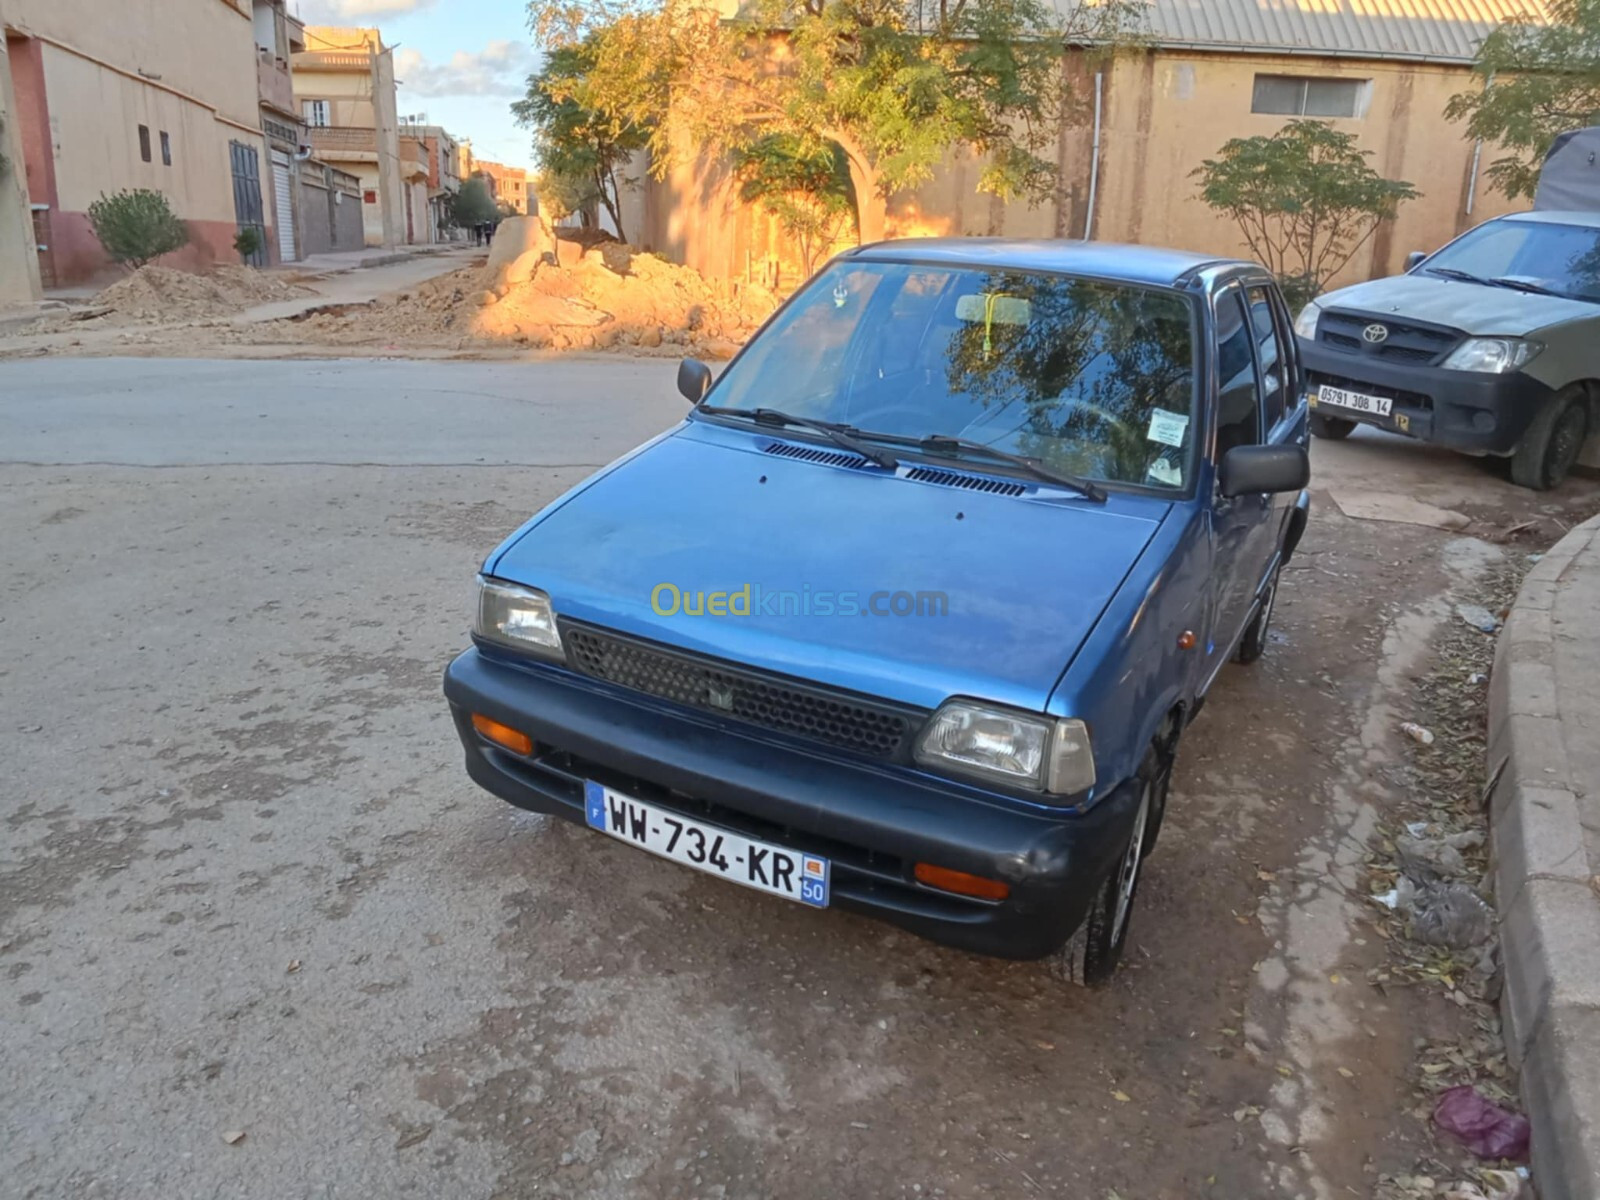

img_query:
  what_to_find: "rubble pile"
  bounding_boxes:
[299,242,778,358]
[91,265,313,323]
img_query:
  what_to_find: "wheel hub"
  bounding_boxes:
[1111,782,1151,945]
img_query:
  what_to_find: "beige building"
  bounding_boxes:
[468,156,531,216]
[2,0,274,289]
[630,0,1549,294]
[293,26,428,246]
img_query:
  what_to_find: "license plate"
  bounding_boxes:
[583,781,830,908]
[1317,384,1392,417]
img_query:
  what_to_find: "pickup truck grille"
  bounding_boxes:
[1317,310,1463,366]
[559,620,922,760]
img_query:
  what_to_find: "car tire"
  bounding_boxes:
[1057,750,1158,988]
[1235,564,1280,665]
[1510,388,1589,491]
[1310,413,1357,440]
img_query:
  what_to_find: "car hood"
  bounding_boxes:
[488,425,1166,713]
[1319,274,1598,336]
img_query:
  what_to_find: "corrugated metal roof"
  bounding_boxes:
[1124,0,1551,63]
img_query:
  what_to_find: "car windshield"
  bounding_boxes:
[706,261,1200,492]
[1423,219,1600,302]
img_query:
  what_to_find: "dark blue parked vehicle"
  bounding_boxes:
[444,240,1311,985]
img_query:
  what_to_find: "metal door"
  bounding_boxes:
[271,151,296,263]
[230,140,267,267]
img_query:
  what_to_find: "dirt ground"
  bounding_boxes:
[3,354,1596,1199]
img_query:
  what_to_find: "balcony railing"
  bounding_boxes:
[308,126,378,155]
[292,50,372,71]
[256,47,295,115]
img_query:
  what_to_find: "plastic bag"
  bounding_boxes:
[1433,1086,1531,1160]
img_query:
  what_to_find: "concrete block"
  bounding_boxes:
[1519,1004,1600,1200]
[1503,713,1574,791]
[486,216,554,271]
[1494,783,1592,907]
[1501,878,1600,1063]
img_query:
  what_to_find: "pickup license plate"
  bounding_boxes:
[1317,384,1393,417]
[583,781,830,908]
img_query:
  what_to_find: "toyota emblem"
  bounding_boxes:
[1363,323,1390,345]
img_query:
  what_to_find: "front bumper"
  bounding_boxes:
[443,646,1140,960]
[1300,337,1554,455]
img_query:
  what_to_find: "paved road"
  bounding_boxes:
[2,358,1596,1200]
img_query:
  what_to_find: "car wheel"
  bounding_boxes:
[1235,564,1280,665]
[1310,413,1357,440]
[1510,388,1589,491]
[1058,754,1156,988]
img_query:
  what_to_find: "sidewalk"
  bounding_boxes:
[236,245,482,323]
[271,241,461,277]
[1489,511,1600,1200]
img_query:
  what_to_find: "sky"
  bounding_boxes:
[291,0,541,170]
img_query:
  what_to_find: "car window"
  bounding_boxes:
[1215,289,1262,458]
[1423,218,1600,302]
[708,261,1200,492]
[1246,285,1286,429]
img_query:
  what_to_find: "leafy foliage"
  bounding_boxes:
[526,0,1145,242]
[449,176,501,227]
[233,226,263,261]
[86,189,189,270]
[1445,0,1600,200]
[732,134,857,275]
[1193,121,1419,302]
[514,40,649,241]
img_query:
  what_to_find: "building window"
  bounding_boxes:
[1251,74,1368,118]
[138,124,152,162]
[160,131,172,166]
[304,99,330,128]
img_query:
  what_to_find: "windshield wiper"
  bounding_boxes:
[1426,267,1493,287]
[696,405,899,469]
[1489,276,1566,297]
[916,434,1107,502]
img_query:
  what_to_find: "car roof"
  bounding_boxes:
[1501,210,1600,229]
[843,238,1260,288]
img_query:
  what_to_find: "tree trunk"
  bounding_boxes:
[829,130,887,245]
[598,169,627,244]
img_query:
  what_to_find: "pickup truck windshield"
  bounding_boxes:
[1424,219,1600,303]
[708,261,1199,492]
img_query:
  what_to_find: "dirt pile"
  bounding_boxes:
[300,244,778,357]
[91,265,314,323]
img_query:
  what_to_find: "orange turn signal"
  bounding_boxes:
[471,713,533,756]
[914,862,1011,902]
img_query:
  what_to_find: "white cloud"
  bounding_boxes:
[294,0,435,20]
[392,40,538,97]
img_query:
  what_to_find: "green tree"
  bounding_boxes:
[514,40,649,241]
[732,134,856,275]
[1193,121,1419,307]
[527,0,1145,245]
[1445,0,1600,200]
[450,175,501,227]
[86,188,189,270]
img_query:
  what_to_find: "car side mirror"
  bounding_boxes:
[677,357,713,405]
[1219,444,1309,498]
[1404,250,1427,272]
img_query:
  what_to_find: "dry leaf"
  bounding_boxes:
[286,960,301,974]
[1590,875,1600,900]
[1035,1041,1055,1051]
[1337,1067,1355,1079]
[1112,1090,1131,1103]
[1256,869,1276,882]
[1276,1065,1294,1078]
[222,1130,246,1145]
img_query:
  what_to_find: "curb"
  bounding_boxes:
[1489,513,1600,1200]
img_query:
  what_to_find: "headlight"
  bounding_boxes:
[1441,337,1541,374]
[915,701,1096,796]
[1293,300,1323,340]
[474,577,563,657]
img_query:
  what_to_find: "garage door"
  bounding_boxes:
[271,151,296,263]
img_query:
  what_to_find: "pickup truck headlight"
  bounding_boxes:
[1441,337,1541,374]
[1293,300,1323,339]
[475,577,564,658]
[915,701,1096,796]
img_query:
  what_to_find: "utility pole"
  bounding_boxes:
[0,0,44,306]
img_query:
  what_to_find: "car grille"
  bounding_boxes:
[1317,310,1463,366]
[559,620,922,760]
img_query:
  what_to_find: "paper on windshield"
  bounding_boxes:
[1147,409,1190,447]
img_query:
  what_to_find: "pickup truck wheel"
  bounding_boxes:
[1310,413,1357,440]
[1510,389,1589,491]
[1057,754,1156,988]
[1234,566,1280,665]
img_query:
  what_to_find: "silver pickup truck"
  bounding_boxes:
[1296,210,1600,490]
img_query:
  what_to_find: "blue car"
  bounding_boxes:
[444,239,1311,986]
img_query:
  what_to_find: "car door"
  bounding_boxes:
[1205,284,1275,678]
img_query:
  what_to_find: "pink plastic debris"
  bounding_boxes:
[1433,1085,1532,1161]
